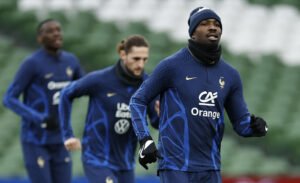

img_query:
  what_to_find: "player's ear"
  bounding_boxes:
[191,33,196,40]
[120,50,126,60]
[37,35,43,44]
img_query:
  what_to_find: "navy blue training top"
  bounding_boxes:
[59,64,159,170]
[3,48,83,145]
[130,47,255,172]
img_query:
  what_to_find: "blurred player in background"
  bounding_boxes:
[2,19,84,183]
[130,7,268,183]
[59,35,159,183]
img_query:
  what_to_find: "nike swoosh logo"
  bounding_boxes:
[44,73,54,79]
[139,140,154,159]
[107,92,116,97]
[185,76,197,80]
[139,149,145,159]
[144,140,153,149]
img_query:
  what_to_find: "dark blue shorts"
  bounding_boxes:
[159,170,222,183]
[83,163,134,183]
[21,142,72,183]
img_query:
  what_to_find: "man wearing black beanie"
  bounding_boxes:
[130,7,268,183]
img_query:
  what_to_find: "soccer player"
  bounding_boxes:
[2,19,84,183]
[59,35,159,183]
[130,7,268,183]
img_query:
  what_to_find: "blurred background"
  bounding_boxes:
[0,0,300,182]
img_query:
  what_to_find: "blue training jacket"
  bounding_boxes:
[130,47,255,172]
[3,48,83,145]
[59,63,159,170]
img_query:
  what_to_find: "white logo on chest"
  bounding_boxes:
[191,91,220,119]
[115,102,131,118]
[198,91,218,106]
[114,119,130,134]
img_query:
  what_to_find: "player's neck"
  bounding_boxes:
[115,59,144,86]
[188,39,221,65]
[43,46,61,57]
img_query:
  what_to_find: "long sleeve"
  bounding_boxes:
[130,61,171,140]
[59,73,96,141]
[73,56,85,79]
[3,59,46,123]
[225,71,253,137]
[146,96,160,129]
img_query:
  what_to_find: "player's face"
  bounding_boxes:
[38,21,63,52]
[192,19,222,45]
[121,46,149,77]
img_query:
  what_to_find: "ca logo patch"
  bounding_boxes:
[198,91,218,106]
[191,91,221,119]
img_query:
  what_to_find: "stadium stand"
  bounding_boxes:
[0,0,300,182]
[18,0,300,65]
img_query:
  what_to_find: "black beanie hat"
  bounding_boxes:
[188,7,222,37]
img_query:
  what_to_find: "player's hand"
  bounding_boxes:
[250,114,268,137]
[155,100,160,117]
[138,136,162,170]
[64,137,82,151]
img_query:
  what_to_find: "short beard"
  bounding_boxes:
[121,61,143,79]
